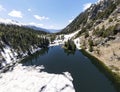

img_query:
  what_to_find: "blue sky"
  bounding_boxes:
[0,0,98,29]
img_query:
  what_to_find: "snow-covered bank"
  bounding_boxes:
[0,64,75,92]
[0,45,41,69]
[49,39,63,47]
[74,38,81,49]
[63,30,80,42]
[49,30,81,49]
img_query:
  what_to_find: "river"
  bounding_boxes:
[21,46,117,92]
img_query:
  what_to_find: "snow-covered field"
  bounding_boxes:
[0,64,75,92]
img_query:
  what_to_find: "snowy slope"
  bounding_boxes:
[0,64,75,92]
[49,30,81,49]
[0,44,41,69]
[0,18,58,33]
[0,18,23,26]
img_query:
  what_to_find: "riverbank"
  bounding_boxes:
[80,49,120,92]
[0,45,42,73]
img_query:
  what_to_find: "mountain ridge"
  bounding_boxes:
[61,0,120,34]
[0,18,60,33]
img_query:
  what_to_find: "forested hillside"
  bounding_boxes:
[61,0,120,34]
[0,23,51,68]
[0,24,49,53]
[58,0,120,83]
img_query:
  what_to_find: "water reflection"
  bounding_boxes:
[63,48,76,56]
[22,47,49,65]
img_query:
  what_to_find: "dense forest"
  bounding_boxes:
[0,24,49,53]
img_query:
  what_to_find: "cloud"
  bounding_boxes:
[8,10,23,18]
[68,18,74,23]
[83,3,92,11]
[28,8,32,12]
[49,25,55,29]
[34,15,49,21]
[97,0,104,3]
[0,5,6,11]
[29,22,44,27]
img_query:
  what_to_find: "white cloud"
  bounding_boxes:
[28,8,32,12]
[34,15,49,21]
[0,5,6,11]
[8,10,23,18]
[29,22,44,27]
[83,3,92,11]
[68,18,74,23]
[49,25,55,29]
[98,0,103,2]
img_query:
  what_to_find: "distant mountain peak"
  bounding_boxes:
[0,18,23,26]
[0,18,61,33]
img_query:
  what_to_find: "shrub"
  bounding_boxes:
[88,39,93,52]
[84,31,89,38]
[64,40,76,51]
[109,18,113,22]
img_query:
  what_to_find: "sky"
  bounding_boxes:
[0,0,98,29]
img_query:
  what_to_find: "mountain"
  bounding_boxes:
[26,26,61,33]
[60,0,120,60]
[0,18,53,33]
[59,0,120,83]
[0,18,23,26]
[24,25,50,33]
[59,0,120,63]
[61,0,120,34]
[48,29,61,33]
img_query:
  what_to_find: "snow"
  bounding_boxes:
[49,30,81,49]
[64,30,80,42]
[0,64,75,92]
[0,44,42,68]
[74,38,81,49]
[1,46,16,64]
[49,39,63,47]
[0,18,23,26]
[0,28,81,68]
[0,28,82,92]
[30,46,41,54]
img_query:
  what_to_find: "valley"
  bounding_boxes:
[0,0,120,92]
